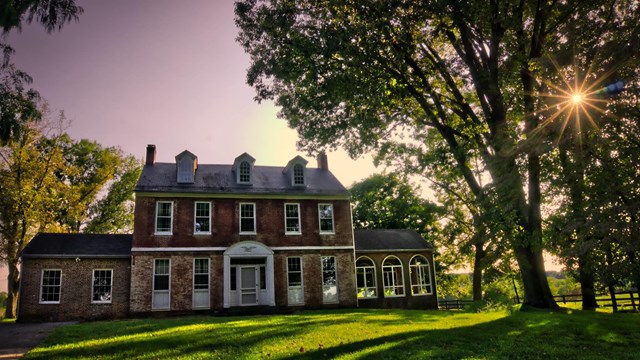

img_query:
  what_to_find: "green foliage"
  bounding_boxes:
[436,273,472,300]
[25,310,640,359]
[0,291,6,320]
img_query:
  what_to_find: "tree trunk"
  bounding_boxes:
[472,242,485,301]
[578,256,598,310]
[4,261,20,319]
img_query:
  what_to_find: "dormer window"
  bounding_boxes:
[175,150,197,184]
[293,164,304,185]
[239,161,251,183]
[233,153,256,185]
[284,155,308,187]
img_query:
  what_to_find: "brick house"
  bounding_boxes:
[17,145,437,321]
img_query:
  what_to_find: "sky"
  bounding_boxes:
[5,0,379,187]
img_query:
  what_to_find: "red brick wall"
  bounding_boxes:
[18,258,131,322]
[132,197,353,248]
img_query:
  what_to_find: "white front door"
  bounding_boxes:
[240,266,259,306]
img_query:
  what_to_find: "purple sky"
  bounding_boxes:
[5,0,377,186]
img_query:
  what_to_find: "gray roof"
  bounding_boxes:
[354,229,433,252]
[20,233,132,258]
[135,163,350,196]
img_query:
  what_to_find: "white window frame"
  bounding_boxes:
[287,257,304,305]
[194,201,212,235]
[39,269,62,304]
[356,256,377,299]
[284,203,301,235]
[238,160,252,184]
[382,256,405,298]
[155,201,173,235]
[410,255,433,296]
[239,202,257,234]
[152,258,171,310]
[318,203,335,234]
[193,258,210,309]
[321,256,339,303]
[91,269,113,304]
[292,163,305,186]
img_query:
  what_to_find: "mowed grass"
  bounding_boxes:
[25,308,640,360]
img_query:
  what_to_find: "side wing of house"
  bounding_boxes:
[354,229,438,310]
[129,146,357,315]
[18,233,132,322]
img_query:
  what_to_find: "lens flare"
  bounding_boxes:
[571,93,583,104]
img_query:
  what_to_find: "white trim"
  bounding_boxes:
[272,246,354,251]
[155,201,173,235]
[132,245,354,252]
[382,255,405,298]
[318,203,335,234]
[192,258,211,309]
[132,247,227,252]
[91,268,113,304]
[39,269,62,304]
[152,258,171,310]
[321,255,339,304]
[193,201,212,235]
[284,203,302,235]
[355,256,377,299]
[409,255,433,296]
[292,163,306,186]
[136,192,350,200]
[286,256,304,305]
[239,202,257,234]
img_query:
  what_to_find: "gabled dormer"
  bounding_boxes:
[176,150,198,184]
[233,153,256,185]
[284,155,308,187]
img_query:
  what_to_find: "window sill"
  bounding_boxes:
[239,232,257,235]
[154,232,173,236]
[319,232,335,235]
[410,293,433,297]
[91,301,113,304]
[285,232,302,236]
[383,295,406,298]
[39,301,60,305]
[194,232,212,236]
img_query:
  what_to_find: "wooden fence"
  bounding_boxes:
[439,290,639,311]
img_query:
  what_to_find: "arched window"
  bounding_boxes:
[239,161,251,183]
[382,256,404,297]
[409,255,432,295]
[356,257,377,298]
[293,163,305,185]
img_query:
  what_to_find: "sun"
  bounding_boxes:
[571,92,584,105]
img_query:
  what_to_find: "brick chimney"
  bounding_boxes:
[145,144,156,165]
[317,152,328,171]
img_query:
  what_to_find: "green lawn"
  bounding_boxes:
[26,308,640,359]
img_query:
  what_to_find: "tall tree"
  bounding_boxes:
[236,0,639,308]
[0,118,140,318]
[0,0,82,144]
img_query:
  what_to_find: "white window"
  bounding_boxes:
[356,257,377,298]
[40,269,61,304]
[410,255,433,295]
[152,259,171,310]
[293,163,305,185]
[239,203,256,234]
[321,256,338,303]
[92,269,113,303]
[382,256,405,297]
[155,201,173,234]
[239,161,251,183]
[287,257,304,305]
[194,202,211,234]
[284,203,301,234]
[193,258,210,309]
[318,204,334,234]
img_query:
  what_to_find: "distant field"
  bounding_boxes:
[26,308,640,359]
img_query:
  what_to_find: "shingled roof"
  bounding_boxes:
[135,163,350,197]
[20,233,132,258]
[354,229,433,252]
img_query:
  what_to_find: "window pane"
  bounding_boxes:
[41,270,61,303]
[293,164,304,184]
[195,203,210,233]
[93,270,112,302]
[240,203,255,232]
[319,204,334,232]
[154,260,170,291]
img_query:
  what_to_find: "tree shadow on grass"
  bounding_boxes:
[285,310,640,360]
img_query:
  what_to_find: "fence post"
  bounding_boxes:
[630,291,636,311]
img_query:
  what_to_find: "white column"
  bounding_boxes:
[266,254,275,306]
[223,254,230,308]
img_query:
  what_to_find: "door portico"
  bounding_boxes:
[223,241,275,308]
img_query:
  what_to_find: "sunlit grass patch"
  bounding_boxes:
[25,308,640,359]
